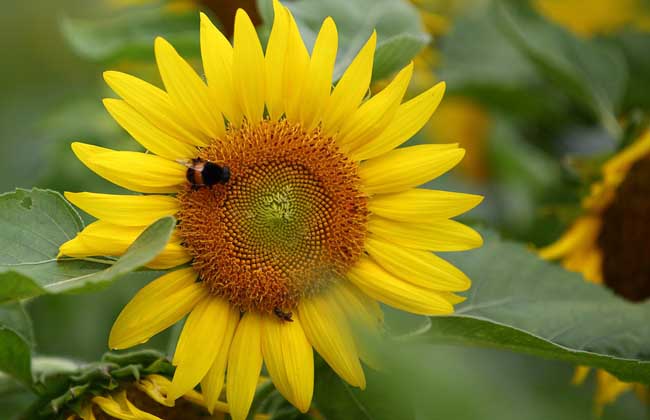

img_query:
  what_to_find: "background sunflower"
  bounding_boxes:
[540,132,650,414]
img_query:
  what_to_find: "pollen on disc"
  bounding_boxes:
[177,120,368,314]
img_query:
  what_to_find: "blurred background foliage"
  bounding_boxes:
[2,0,650,418]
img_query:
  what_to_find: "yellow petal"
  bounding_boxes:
[109,268,204,349]
[338,63,413,152]
[201,305,239,414]
[572,366,591,385]
[169,297,238,401]
[329,283,383,368]
[299,17,338,130]
[365,237,471,291]
[347,257,454,315]
[155,37,225,139]
[71,142,186,194]
[368,188,483,222]
[322,32,377,136]
[117,391,164,420]
[59,220,191,269]
[227,312,264,420]
[136,374,212,410]
[594,369,635,416]
[103,71,208,147]
[265,0,290,120]
[440,292,466,304]
[261,315,313,413]
[359,145,465,194]
[580,248,603,284]
[538,216,601,260]
[93,391,161,420]
[368,217,483,252]
[200,13,241,125]
[331,283,383,332]
[282,8,311,123]
[103,99,197,160]
[146,243,191,269]
[79,403,97,420]
[603,130,650,184]
[64,192,179,227]
[233,9,265,124]
[136,375,174,407]
[349,82,446,161]
[298,293,365,388]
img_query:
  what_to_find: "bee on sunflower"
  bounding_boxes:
[540,131,650,414]
[58,1,483,418]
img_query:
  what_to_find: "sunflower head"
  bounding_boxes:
[177,119,368,315]
[58,1,482,418]
[540,131,650,301]
[540,131,650,413]
[29,351,223,420]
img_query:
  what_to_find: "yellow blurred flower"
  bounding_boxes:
[427,97,491,181]
[534,0,650,37]
[540,131,650,415]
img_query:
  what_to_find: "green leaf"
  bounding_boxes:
[440,6,538,92]
[61,6,200,63]
[0,189,176,302]
[613,31,650,110]
[417,230,650,384]
[371,32,430,81]
[495,1,627,138]
[260,0,429,81]
[0,303,34,385]
[50,216,176,294]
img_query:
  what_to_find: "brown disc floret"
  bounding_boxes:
[598,157,650,301]
[177,120,368,314]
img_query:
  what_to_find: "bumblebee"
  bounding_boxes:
[273,307,294,322]
[183,158,230,190]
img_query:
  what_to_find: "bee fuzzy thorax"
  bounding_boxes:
[184,158,231,189]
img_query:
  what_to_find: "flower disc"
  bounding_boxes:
[177,120,368,314]
[598,157,650,301]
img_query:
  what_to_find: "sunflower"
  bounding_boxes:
[59,2,483,418]
[66,374,227,420]
[540,131,650,414]
[34,351,271,420]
